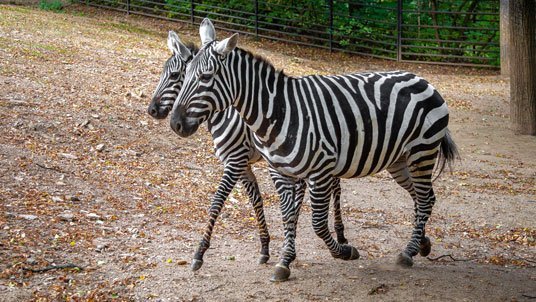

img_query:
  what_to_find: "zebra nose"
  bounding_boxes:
[148,103,158,118]
[170,117,182,134]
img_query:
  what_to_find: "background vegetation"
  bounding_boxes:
[38,0,64,11]
[78,0,501,64]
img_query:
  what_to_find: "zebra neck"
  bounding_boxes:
[230,48,292,145]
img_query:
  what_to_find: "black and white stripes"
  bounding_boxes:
[170,18,458,282]
[148,31,194,120]
[148,29,347,273]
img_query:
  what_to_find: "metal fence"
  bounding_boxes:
[78,0,500,67]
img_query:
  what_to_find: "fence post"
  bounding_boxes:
[190,0,195,25]
[397,0,402,61]
[329,0,333,52]
[255,0,259,37]
[126,0,130,15]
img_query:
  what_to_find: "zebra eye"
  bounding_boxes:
[169,71,181,78]
[199,73,213,82]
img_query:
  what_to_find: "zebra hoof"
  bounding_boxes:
[396,252,414,267]
[191,259,204,271]
[419,236,432,257]
[258,253,270,265]
[270,264,291,282]
[335,244,360,260]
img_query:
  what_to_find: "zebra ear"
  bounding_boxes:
[214,33,238,56]
[199,18,216,45]
[167,31,180,53]
[168,31,191,61]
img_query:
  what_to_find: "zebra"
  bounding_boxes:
[148,31,196,119]
[147,30,348,272]
[169,18,458,282]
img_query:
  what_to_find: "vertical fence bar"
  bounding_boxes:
[79,0,499,67]
[397,0,403,61]
[190,0,195,25]
[329,0,333,52]
[255,0,259,37]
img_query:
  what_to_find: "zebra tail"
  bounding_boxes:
[433,129,460,182]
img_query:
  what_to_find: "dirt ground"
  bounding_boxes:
[1,4,535,301]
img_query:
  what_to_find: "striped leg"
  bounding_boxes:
[293,179,306,228]
[269,169,298,282]
[387,157,432,262]
[309,175,359,261]
[395,149,439,267]
[387,158,417,201]
[293,178,347,244]
[241,166,270,264]
[331,178,348,244]
[191,163,243,271]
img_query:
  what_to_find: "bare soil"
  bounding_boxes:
[1,4,535,301]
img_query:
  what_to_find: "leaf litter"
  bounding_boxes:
[0,3,535,301]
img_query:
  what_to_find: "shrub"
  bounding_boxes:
[39,0,64,12]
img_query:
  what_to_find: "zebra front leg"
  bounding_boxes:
[293,179,307,230]
[241,166,270,264]
[269,170,298,282]
[331,178,348,244]
[192,165,241,271]
[309,176,359,261]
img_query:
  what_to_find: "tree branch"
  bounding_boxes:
[427,254,474,262]
[23,263,84,273]
[35,162,65,174]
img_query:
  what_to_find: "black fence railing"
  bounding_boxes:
[78,0,500,67]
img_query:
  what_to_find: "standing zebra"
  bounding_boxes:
[147,30,348,272]
[169,19,458,282]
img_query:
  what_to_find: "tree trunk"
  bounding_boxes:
[500,0,509,76]
[508,0,536,135]
[430,0,442,50]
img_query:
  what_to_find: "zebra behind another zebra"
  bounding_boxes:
[170,19,459,282]
[147,30,348,272]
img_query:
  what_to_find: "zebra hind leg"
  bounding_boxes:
[309,176,359,261]
[331,178,348,244]
[293,178,349,244]
[191,165,241,271]
[419,235,432,257]
[241,166,270,264]
[390,151,438,267]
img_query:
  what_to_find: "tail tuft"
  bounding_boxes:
[434,129,460,181]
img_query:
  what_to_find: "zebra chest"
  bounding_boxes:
[210,123,255,164]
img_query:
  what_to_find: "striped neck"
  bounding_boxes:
[227,48,291,145]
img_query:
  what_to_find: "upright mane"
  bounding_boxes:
[184,41,200,56]
[236,47,287,77]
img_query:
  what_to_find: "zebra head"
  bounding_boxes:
[169,18,239,137]
[147,31,195,119]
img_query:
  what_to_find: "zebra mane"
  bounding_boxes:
[183,41,200,56]
[236,47,287,77]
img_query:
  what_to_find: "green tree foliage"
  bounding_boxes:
[39,0,64,12]
[83,0,500,66]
